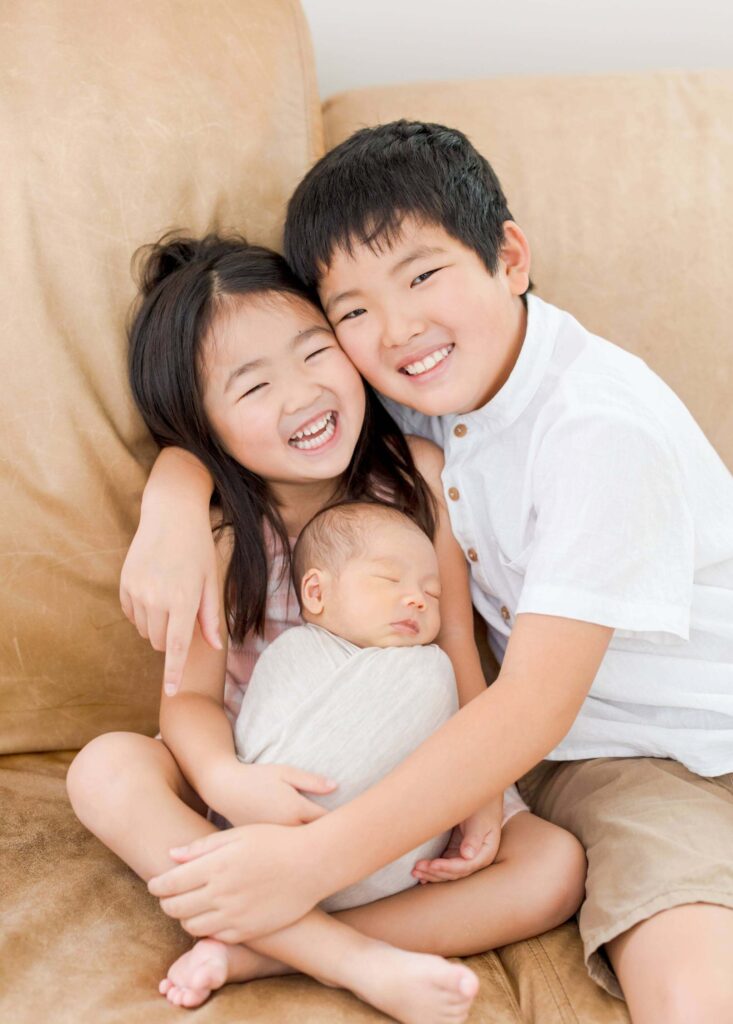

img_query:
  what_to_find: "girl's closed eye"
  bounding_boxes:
[305,345,333,360]
[239,381,268,400]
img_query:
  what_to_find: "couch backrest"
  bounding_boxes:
[0,0,322,753]
[324,72,733,469]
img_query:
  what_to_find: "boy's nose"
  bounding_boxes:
[382,310,425,349]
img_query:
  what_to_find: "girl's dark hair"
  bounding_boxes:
[285,119,529,294]
[128,232,436,644]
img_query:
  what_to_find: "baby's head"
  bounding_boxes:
[293,502,441,648]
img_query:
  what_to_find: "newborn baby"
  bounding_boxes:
[235,501,458,911]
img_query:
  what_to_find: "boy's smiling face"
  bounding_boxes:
[319,217,531,416]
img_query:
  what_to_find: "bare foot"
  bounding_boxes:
[159,938,291,1008]
[336,942,479,1024]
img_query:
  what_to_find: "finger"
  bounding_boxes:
[198,571,223,651]
[459,833,493,860]
[168,827,240,863]
[163,607,198,696]
[146,608,170,653]
[286,768,338,795]
[148,856,211,897]
[183,912,231,938]
[297,798,329,823]
[158,885,211,922]
[131,600,150,641]
[119,585,135,624]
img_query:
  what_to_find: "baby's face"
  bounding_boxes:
[315,520,442,648]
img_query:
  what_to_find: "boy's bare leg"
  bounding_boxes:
[607,904,733,1024]
[67,733,479,1024]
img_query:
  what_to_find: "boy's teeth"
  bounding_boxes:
[289,411,337,449]
[402,345,453,376]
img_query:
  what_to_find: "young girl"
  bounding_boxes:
[67,235,585,1023]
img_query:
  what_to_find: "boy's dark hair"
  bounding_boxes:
[285,119,522,289]
[291,501,426,608]
[128,233,436,644]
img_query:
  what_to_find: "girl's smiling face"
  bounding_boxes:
[201,292,366,492]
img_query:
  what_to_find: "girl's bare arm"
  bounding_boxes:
[120,446,220,693]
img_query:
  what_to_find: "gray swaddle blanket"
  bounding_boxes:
[234,622,458,911]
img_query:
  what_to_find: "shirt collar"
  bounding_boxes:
[449,294,560,434]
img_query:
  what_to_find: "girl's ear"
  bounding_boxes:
[301,568,327,615]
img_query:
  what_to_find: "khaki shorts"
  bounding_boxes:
[517,756,733,999]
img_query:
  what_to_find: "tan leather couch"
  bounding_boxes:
[2,1,730,1020]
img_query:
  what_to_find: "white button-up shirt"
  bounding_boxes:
[383,295,733,776]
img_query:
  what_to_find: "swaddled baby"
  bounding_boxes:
[235,501,458,911]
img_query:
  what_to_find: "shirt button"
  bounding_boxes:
[453,423,467,437]
[501,605,511,622]
[447,487,460,501]
[467,548,478,562]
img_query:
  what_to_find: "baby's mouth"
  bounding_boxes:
[391,618,420,636]
[289,410,338,450]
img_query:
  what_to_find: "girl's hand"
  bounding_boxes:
[120,501,221,695]
[149,822,327,943]
[207,762,338,827]
[411,795,503,883]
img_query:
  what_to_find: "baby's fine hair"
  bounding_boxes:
[292,502,428,606]
[285,119,519,289]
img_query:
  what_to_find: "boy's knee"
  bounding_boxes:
[652,969,733,1024]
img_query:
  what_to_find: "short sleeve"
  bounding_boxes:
[517,408,694,640]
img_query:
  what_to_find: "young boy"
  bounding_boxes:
[133,122,733,1020]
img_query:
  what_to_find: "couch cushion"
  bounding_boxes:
[0,753,628,1023]
[0,0,322,753]
[323,72,733,470]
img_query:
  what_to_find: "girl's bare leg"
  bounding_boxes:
[67,733,479,1024]
[166,812,584,1007]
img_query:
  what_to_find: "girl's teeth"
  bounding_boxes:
[403,345,453,376]
[290,412,337,450]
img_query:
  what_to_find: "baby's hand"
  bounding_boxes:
[411,795,503,883]
[207,762,338,828]
[120,501,221,695]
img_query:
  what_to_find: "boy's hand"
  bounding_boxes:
[120,503,221,695]
[411,795,503,883]
[207,761,338,827]
[149,822,327,943]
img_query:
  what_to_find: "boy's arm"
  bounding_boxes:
[148,612,611,943]
[120,446,220,694]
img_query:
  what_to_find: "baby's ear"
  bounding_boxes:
[301,568,326,615]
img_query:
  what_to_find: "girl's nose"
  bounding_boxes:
[283,374,323,415]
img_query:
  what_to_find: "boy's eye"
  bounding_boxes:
[426,590,441,600]
[411,268,440,287]
[340,308,366,322]
[375,575,400,583]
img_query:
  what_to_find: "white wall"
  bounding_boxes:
[302,0,733,99]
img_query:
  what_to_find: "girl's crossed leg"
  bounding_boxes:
[67,732,585,1022]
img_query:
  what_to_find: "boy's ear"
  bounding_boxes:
[300,568,327,615]
[499,221,531,297]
